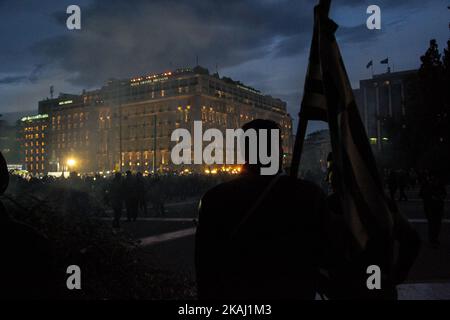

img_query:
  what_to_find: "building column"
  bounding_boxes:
[375,85,382,152]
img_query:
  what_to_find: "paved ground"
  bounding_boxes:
[108,188,450,300]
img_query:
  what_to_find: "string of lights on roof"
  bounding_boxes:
[129,68,195,84]
[130,71,173,83]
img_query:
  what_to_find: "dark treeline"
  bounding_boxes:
[388,39,450,177]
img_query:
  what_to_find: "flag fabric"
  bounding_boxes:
[366,60,373,69]
[299,2,394,249]
[380,58,389,64]
[298,9,328,122]
[289,1,328,176]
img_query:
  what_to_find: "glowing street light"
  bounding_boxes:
[66,158,76,168]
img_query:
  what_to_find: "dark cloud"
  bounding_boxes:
[337,24,383,45]
[0,0,445,118]
[0,64,46,85]
[0,75,27,85]
[274,34,311,58]
[31,0,412,86]
[28,64,46,83]
[30,0,316,86]
[339,0,427,8]
[8,0,442,87]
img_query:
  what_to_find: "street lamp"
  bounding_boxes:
[66,158,76,171]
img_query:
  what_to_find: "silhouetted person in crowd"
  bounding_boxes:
[136,172,147,216]
[110,172,124,229]
[195,119,333,300]
[419,173,447,247]
[124,171,138,222]
[409,168,418,189]
[0,152,58,299]
[387,169,398,201]
[324,153,420,299]
[398,169,408,201]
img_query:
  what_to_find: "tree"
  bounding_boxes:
[411,39,450,178]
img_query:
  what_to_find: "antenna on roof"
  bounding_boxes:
[50,85,54,99]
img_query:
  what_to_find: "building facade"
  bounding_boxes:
[354,69,418,152]
[25,66,293,175]
[20,114,49,176]
[301,129,330,179]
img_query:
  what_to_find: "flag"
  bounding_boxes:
[298,8,328,122]
[289,2,328,176]
[298,1,394,249]
[366,60,373,69]
[380,58,389,64]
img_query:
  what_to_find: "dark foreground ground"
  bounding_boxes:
[112,187,450,300]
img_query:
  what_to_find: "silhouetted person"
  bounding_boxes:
[398,170,408,201]
[324,154,420,300]
[387,169,398,201]
[149,177,167,216]
[124,171,138,222]
[110,172,124,229]
[195,119,332,300]
[419,173,447,247]
[0,152,57,299]
[136,172,147,216]
[409,168,418,189]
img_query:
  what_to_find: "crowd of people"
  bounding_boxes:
[384,168,448,247]
[8,170,227,228]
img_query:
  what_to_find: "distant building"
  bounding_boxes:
[354,69,418,152]
[25,66,293,175]
[301,129,330,179]
[38,95,98,174]
[19,114,49,176]
[0,117,21,165]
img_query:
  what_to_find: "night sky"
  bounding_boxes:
[0,0,448,132]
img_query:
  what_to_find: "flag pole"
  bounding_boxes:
[289,116,308,178]
[289,0,331,178]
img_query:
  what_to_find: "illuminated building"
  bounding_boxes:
[20,114,49,176]
[38,94,98,173]
[30,66,293,175]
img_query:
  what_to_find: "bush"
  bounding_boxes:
[2,179,196,299]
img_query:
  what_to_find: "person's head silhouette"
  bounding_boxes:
[241,119,282,175]
[0,152,9,195]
